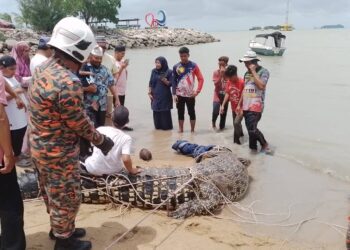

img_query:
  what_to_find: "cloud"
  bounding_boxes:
[119,0,350,30]
[0,0,349,30]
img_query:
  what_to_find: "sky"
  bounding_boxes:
[1,0,349,31]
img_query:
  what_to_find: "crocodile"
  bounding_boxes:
[18,151,250,219]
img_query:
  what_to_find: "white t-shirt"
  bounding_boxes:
[115,60,128,95]
[85,126,132,176]
[4,77,28,130]
[30,53,48,75]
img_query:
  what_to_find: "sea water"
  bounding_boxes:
[116,29,350,181]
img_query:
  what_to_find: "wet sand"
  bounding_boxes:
[24,29,350,249]
[23,142,348,249]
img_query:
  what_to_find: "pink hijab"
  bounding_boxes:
[10,41,31,87]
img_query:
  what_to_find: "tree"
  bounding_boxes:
[12,13,26,28]
[18,0,71,31]
[18,0,122,31]
[0,13,13,23]
[72,0,122,24]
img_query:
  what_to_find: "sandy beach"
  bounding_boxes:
[23,144,348,250]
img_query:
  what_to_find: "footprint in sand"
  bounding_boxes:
[185,222,211,235]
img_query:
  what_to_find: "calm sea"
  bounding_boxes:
[113,29,350,181]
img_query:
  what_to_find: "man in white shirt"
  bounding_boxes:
[114,45,133,131]
[30,37,53,75]
[84,106,141,176]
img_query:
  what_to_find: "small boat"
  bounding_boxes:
[249,32,286,56]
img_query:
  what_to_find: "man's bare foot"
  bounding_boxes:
[178,130,183,133]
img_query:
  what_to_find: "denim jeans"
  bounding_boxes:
[243,111,267,150]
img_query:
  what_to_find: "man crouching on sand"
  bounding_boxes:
[82,106,142,176]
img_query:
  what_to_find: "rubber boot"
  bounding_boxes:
[50,228,86,240]
[54,236,92,250]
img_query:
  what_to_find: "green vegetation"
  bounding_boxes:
[69,0,122,24]
[17,0,122,32]
[0,13,13,23]
[321,24,344,29]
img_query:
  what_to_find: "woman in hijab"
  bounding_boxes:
[148,57,173,130]
[10,41,31,88]
[10,41,32,165]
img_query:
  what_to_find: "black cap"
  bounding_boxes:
[0,55,16,68]
[114,45,126,52]
[112,106,129,127]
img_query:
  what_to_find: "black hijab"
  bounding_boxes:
[155,56,169,73]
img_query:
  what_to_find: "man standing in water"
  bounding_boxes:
[114,45,133,131]
[29,17,114,250]
[220,65,245,145]
[212,56,229,130]
[172,47,204,133]
[238,51,271,153]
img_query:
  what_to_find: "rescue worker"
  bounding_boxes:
[28,17,114,250]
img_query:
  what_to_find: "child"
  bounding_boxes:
[0,55,28,160]
[220,65,245,144]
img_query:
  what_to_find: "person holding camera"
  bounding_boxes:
[238,51,271,153]
[212,56,229,130]
[148,56,173,130]
[115,45,133,131]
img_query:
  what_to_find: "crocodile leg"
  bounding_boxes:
[169,181,221,219]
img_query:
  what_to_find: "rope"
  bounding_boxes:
[104,176,195,250]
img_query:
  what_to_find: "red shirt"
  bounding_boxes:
[225,78,244,111]
[212,69,227,102]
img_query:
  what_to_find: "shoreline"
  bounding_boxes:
[0,27,219,55]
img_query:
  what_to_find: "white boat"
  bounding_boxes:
[249,32,286,56]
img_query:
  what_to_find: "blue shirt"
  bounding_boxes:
[79,63,114,111]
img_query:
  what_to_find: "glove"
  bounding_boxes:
[95,135,114,155]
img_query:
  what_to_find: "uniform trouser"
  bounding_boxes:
[232,112,244,144]
[212,101,228,129]
[0,169,26,250]
[176,96,196,121]
[33,158,81,239]
[243,111,267,150]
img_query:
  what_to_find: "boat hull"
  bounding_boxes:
[249,42,286,56]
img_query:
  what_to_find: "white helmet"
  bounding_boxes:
[48,17,96,63]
